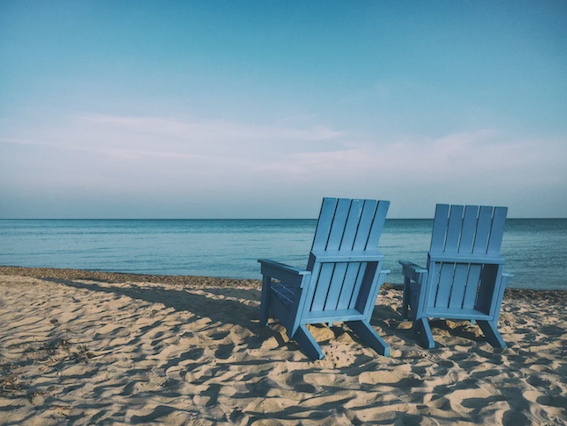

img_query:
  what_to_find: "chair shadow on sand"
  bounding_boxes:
[37,278,435,424]
[43,278,288,356]
[44,278,488,358]
[42,278,407,360]
[34,279,534,426]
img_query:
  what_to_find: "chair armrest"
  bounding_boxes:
[502,272,514,278]
[258,259,311,287]
[428,252,505,264]
[258,259,310,275]
[399,260,427,282]
[399,261,427,273]
[311,250,384,263]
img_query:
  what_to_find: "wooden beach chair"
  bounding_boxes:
[259,197,391,360]
[400,204,514,349]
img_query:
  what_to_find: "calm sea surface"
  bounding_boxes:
[0,219,565,290]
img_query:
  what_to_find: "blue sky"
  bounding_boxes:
[1,1,566,218]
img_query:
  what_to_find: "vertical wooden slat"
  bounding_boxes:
[365,200,389,249]
[462,265,482,309]
[473,206,493,254]
[325,200,365,310]
[353,200,377,251]
[430,204,450,251]
[310,264,335,312]
[326,199,351,250]
[458,206,479,253]
[339,199,364,251]
[423,261,440,315]
[435,263,455,308]
[336,263,361,309]
[449,264,469,308]
[311,198,338,252]
[487,207,507,254]
[323,263,348,311]
[444,205,464,253]
[442,205,465,308]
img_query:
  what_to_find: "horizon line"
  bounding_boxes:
[1,217,566,221]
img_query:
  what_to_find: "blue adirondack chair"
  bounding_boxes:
[259,197,391,360]
[400,204,514,349]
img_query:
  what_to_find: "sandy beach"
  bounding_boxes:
[0,267,566,425]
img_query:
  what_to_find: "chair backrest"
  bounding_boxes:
[426,204,508,314]
[303,198,389,317]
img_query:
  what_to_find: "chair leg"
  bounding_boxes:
[293,324,324,360]
[346,320,390,357]
[402,278,410,321]
[260,276,271,326]
[414,317,435,349]
[477,320,506,348]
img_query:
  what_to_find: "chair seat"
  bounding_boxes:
[271,281,299,309]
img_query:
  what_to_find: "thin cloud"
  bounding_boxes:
[76,115,344,142]
[1,115,345,162]
[256,130,567,185]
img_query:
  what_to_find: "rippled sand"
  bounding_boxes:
[0,269,566,425]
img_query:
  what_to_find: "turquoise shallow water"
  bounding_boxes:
[0,219,565,290]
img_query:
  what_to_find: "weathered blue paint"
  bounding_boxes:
[259,197,391,360]
[400,204,514,349]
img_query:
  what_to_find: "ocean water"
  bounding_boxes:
[0,219,565,290]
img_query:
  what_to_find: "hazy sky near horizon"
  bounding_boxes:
[1,1,566,219]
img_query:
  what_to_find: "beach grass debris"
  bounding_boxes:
[38,337,71,354]
[70,345,96,363]
[27,388,47,404]
[0,374,29,398]
[22,338,96,363]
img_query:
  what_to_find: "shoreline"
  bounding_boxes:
[0,265,261,288]
[1,265,566,302]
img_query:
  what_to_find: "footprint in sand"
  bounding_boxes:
[210,330,230,340]
[215,343,235,360]
[502,410,531,426]
[535,394,567,409]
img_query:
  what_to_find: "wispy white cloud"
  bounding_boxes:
[3,118,565,182]
[1,115,345,164]
[256,129,567,186]
[2,112,566,218]
[76,115,343,142]
[3,115,565,203]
